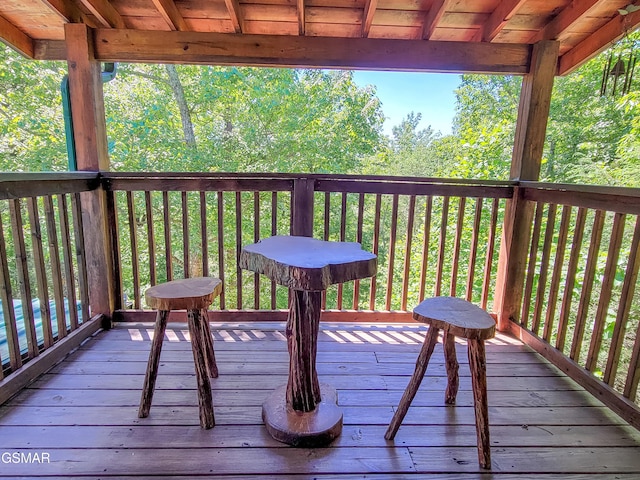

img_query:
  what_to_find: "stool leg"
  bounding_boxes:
[385,326,439,440]
[468,338,491,469]
[138,309,169,418]
[199,309,218,378]
[443,330,459,404]
[188,308,215,429]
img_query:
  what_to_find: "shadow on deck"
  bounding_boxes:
[1,321,640,478]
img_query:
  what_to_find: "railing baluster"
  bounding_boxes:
[145,191,157,286]
[542,205,571,343]
[418,196,432,302]
[322,192,330,310]
[271,191,277,309]
[71,194,90,323]
[106,190,122,310]
[126,191,140,308]
[531,204,557,335]
[465,197,483,302]
[481,197,499,310]
[181,191,190,278]
[43,196,66,340]
[401,195,416,311]
[0,210,21,370]
[385,194,399,311]
[450,196,466,297]
[606,216,640,386]
[217,191,225,310]
[521,202,544,328]
[236,191,242,310]
[434,196,449,297]
[27,197,53,348]
[162,191,172,282]
[200,191,208,277]
[353,192,365,310]
[254,191,260,310]
[9,199,38,357]
[570,210,605,362]
[369,194,381,310]
[586,212,626,372]
[556,207,587,352]
[58,194,79,330]
[337,192,347,309]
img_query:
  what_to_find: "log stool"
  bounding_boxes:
[138,277,223,429]
[385,296,496,469]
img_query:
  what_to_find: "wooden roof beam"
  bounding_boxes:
[78,0,125,28]
[298,0,304,35]
[422,0,448,40]
[559,8,640,75]
[224,0,244,34]
[362,0,378,38]
[89,29,531,74]
[150,0,188,31]
[531,0,607,43]
[478,0,527,42]
[0,14,34,58]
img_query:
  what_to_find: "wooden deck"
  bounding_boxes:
[1,321,640,478]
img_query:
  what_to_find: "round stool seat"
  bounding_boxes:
[145,277,223,311]
[413,296,495,340]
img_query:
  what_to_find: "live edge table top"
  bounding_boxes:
[239,235,377,292]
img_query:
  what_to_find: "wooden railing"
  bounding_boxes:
[103,173,512,322]
[512,182,640,425]
[0,173,100,379]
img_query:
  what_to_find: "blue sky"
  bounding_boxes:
[352,71,461,137]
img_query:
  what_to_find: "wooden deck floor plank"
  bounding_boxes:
[2,424,638,449]
[0,404,624,427]
[0,446,416,476]
[49,359,563,377]
[8,386,604,408]
[6,476,640,480]
[27,372,581,391]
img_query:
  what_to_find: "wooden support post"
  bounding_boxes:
[291,178,315,237]
[65,23,115,326]
[493,40,558,331]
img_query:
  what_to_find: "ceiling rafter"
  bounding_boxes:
[479,0,527,42]
[362,0,378,38]
[150,0,188,31]
[422,0,449,40]
[77,0,125,29]
[531,0,606,43]
[559,7,640,75]
[297,0,304,35]
[0,14,34,58]
[224,0,244,34]
[39,0,86,24]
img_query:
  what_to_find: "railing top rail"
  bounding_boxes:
[0,171,100,200]
[521,182,640,215]
[101,171,517,186]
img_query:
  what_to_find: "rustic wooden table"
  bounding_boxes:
[239,235,377,446]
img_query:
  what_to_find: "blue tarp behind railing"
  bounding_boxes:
[0,299,83,364]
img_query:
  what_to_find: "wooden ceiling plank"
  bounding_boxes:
[224,0,243,33]
[0,14,34,58]
[77,0,126,28]
[150,0,188,31]
[422,0,448,40]
[481,0,528,42]
[298,0,305,35]
[558,8,640,75]
[362,0,378,38]
[39,0,85,23]
[531,0,607,43]
[91,28,531,74]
